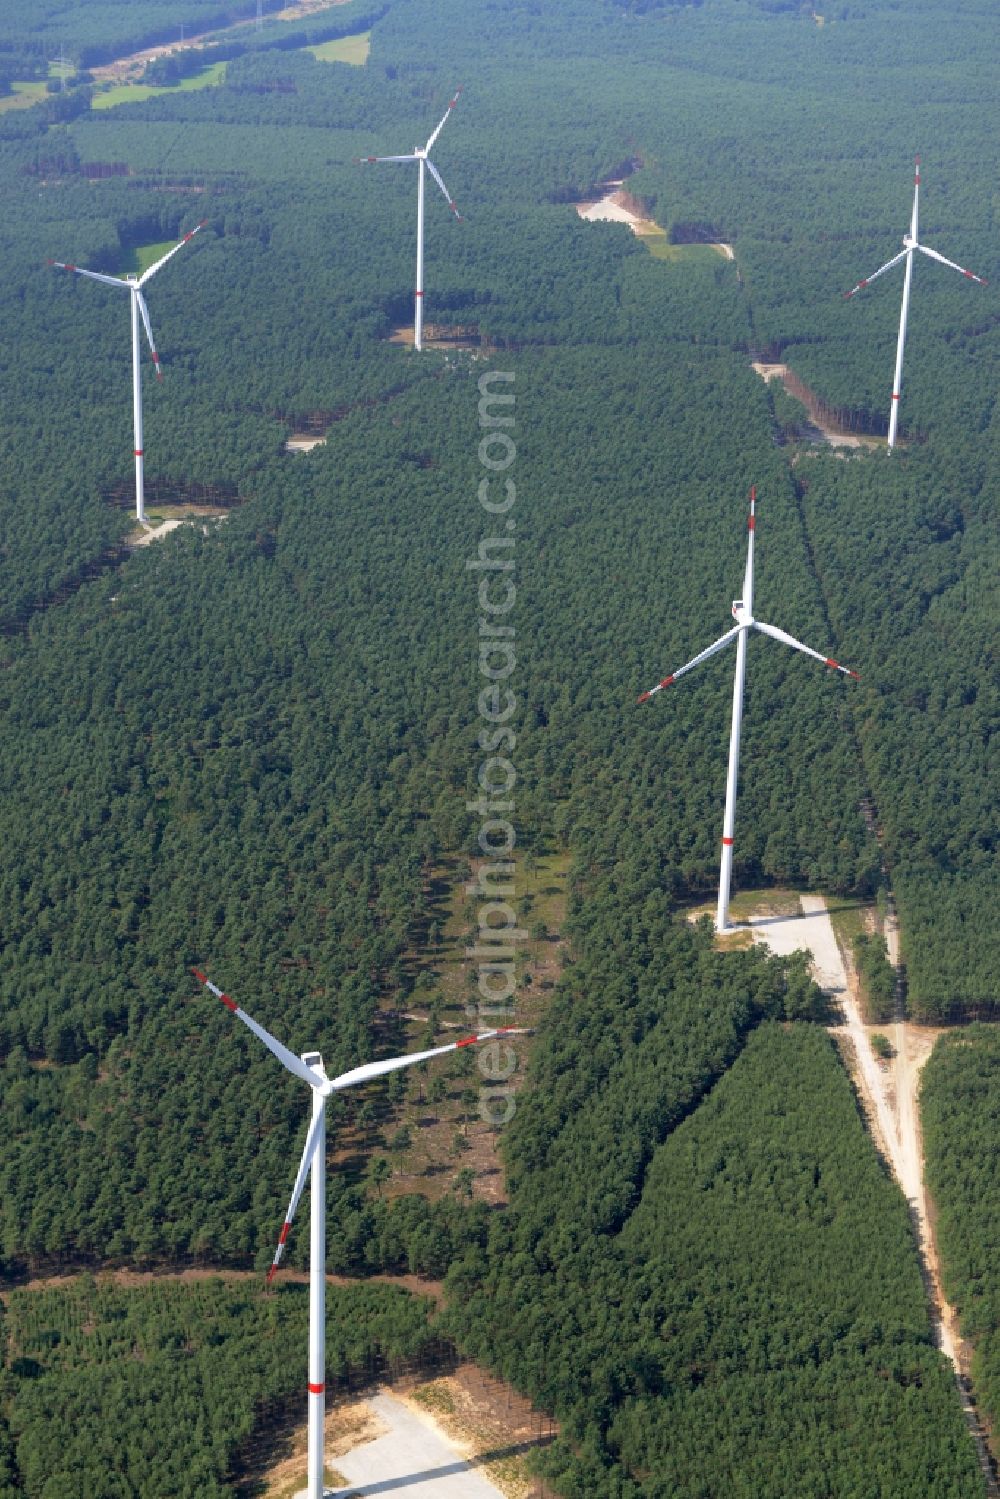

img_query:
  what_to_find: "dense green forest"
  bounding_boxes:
[447,974,984,1496]
[0,1277,439,1496]
[0,0,995,1491]
[923,1029,1000,1456]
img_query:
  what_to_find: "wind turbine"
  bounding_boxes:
[48,221,207,524]
[192,967,524,1499]
[636,487,859,933]
[358,88,463,351]
[843,158,988,450]
[49,45,71,91]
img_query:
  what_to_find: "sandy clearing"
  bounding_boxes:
[286,434,327,453]
[319,1391,507,1499]
[751,361,879,450]
[575,191,661,237]
[576,194,734,263]
[131,517,185,545]
[576,193,642,227]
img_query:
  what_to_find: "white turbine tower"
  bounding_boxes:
[843,158,988,450]
[49,221,207,524]
[637,487,859,933]
[358,88,463,351]
[193,967,524,1499]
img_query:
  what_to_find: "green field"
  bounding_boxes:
[92,60,227,111]
[637,228,728,264]
[307,30,371,65]
[111,239,179,278]
[0,81,47,114]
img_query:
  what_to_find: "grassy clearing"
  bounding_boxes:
[307,30,371,65]
[0,81,47,114]
[112,239,177,277]
[637,231,723,264]
[825,894,873,968]
[92,61,226,110]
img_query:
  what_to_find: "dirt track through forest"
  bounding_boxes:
[91,0,354,83]
[752,895,998,1494]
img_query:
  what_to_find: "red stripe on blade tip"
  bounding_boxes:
[278,1223,290,1245]
[219,993,238,1013]
[659,675,674,689]
[637,690,651,705]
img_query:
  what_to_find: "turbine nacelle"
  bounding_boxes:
[731,600,753,626]
[902,234,917,250]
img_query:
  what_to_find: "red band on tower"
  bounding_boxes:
[722,837,734,847]
[308,1383,324,1395]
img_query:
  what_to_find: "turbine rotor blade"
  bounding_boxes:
[192,968,324,1087]
[843,247,909,298]
[425,157,461,218]
[356,154,418,165]
[424,85,462,153]
[48,259,128,290]
[753,620,859,678]
[138,219,208,286]
[637,625,740,704]
[135,290,162,381]
[916,242,988,285]
[326,1028,528,1094]
[266,1107,326,1284]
